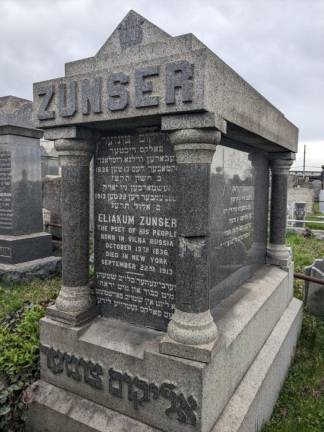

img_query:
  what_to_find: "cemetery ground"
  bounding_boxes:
[306,204,324,231]
[0,235,322,431]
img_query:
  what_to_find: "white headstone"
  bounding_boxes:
[319,190,324,213]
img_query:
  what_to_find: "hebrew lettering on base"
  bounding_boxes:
[42,346,198,426]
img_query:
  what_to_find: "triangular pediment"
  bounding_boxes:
[96,10,171,57]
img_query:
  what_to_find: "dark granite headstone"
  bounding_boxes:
[294,202,306,227]
[209,143,269,305]
[94,133,269,329]
[0,147,11,232]
[0,96,54,266]
[95,130,177,331]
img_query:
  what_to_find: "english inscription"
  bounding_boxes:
[95,132,177,331]
[43,346,198,426]
[0,148,12,232]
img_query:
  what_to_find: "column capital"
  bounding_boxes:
[269,152,295,175]
[169,128,221,164]
[54,138,95,167]
[51,127,99,166]
[55,137,94,157]
[43,126,101,142]
[248,151,268,167]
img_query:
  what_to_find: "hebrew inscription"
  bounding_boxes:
[42,346,198,426]
[95,132,177,331]
[0,147,12,232]
[209,145,268,304]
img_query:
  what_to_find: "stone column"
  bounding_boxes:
[267,152,295,267]
[46,127,97,325]
[161,128,220,359]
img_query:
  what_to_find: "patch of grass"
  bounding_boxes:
[0,278,60,320]
[0,278,61,430]
[286,231,324,273]
[306,216,324,231]
[262,313,324,432]
[0,305,46,431]
[263,232,324,432]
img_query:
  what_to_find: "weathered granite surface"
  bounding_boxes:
[0,96,34,128]
[26,264,302,432]
[33,11,298,152]
[209,142,269,305]
[95,131,177,331]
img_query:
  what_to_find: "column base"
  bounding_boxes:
[55,284,95,313]
[267,244,292,269]
[47,303,97,326]
[160,309,219,362]
[160,333,219,363]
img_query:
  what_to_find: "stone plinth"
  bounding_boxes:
[0,96,59,279]
[26,264,302,432]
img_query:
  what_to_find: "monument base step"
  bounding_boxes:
[0,256,61,282]
[25,297,302,432]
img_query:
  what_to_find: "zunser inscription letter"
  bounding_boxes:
[36,60,194,121]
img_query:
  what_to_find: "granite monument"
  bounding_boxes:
[26,11,302,432]
[0,96,60,280]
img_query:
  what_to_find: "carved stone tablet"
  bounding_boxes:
[95,131,177,331]
[0,146,12,233]
[209,143,269,306]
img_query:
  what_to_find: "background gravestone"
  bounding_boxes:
[294,201,306,227]
[40,140,60,178]
[305,260,324,317]
[312,179,321,202]
[0,96,60,277]
[319,190,324,213]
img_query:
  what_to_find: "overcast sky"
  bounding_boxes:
[1,0,323,169]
